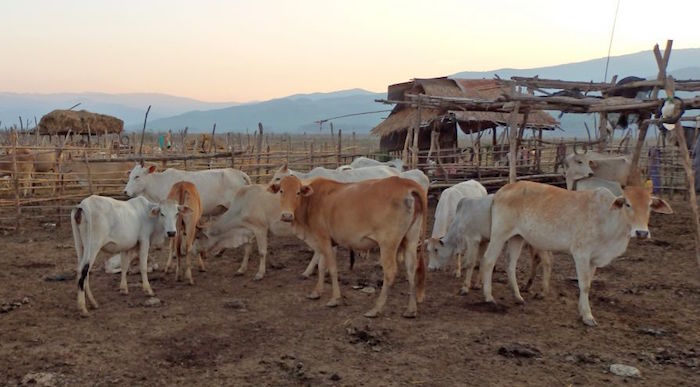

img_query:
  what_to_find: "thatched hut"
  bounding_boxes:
[371,78,559,153]
[37,109,124,136]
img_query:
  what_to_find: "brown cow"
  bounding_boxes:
[163,181,202,285]
[268,175,427,318]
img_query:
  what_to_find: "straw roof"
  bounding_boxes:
[37,109,124,136]
[372,78,559,136]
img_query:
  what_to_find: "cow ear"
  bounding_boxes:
[300,185,314,197]
[178,205,192,214]
[280,163,288,172]
[149,206,160,217]
[268,183,280,194]
[610,196,625,210]
[650,197,673,214]
[147,165,157,174]
[438,238,445,246]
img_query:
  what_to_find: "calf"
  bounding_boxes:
[164,182,202,285]
[432,195,553,296]
[71,195,186,316]
[269,175,427,318]
[564,150,633,190]
[480,181,672,326]
[426,181,487,277]
[192,184,294,280]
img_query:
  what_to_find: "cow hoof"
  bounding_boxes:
[582,316,598,327]
[326,299,339,308]
[363,309,379,318]
[119,288,129,295]
[144,289,155,297]
[188,280,195,286]
[402,310,417,318]
[306,292,320,300]
[300,272,312,279]
[458,287,470,296]
[515,296,525,305]
[253,274,264,281]
[454,271,462,279]
[234,271,245,277]
[80,310,90,318]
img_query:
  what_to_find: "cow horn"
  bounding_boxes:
[573,143,580,155]
[139,159,145,167]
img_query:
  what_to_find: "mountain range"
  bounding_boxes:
[1,48,699,136]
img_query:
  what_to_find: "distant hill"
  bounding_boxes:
[146,89,387,133]
[0,92,237,129]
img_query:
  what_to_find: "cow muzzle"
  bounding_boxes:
[280,212,294,222]
[167,231,176,238]
[633,229,650,239]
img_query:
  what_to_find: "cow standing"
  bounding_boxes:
[191,184,295,281]
[164,182,203,285]
[270,163,399,185]
[349,156,405,171]
[426,180,487,277]
[564,150,634,190]
[70,195,187,316]
[480,181,672,326]
[269,175,427,318]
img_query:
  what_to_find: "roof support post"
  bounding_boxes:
[507,101,521,183]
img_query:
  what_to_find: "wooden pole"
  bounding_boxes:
[336,129,342,167]
[330,122,334,139]
[631,41,672,171]
[673,120,700,269]
[310,141,315,168]
[255,123,264,182]
[507,102,522,183]
[11,132,21,230]
[209,123,217,153]
[413,96,422,169]
[84,152,93,194]
[182,127,189,169]
[138,105,152,157]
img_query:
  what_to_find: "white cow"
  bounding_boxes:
[124,164,251,216]
[350,156,405,171]
[564,150,632,190]
[270,164,399,184]
[573,176,623,196]
[480,181,672,326]
[191,184,295,281]
[431,195,553,296]
[71,195,188,316]
[426,180,487,277]
[399,169,430,193]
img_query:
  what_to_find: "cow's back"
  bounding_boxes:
[432,180,487,238]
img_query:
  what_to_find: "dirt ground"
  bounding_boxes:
[0,198,698,386]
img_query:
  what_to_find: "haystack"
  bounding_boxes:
[37,109,124,136]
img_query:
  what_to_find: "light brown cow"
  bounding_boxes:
[0,152,35,196]
[163,181,201,285]
[481,181,672,326]
[268,175,427,318]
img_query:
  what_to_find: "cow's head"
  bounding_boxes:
[564,152,595,182]
[426,236,461,271]
[610,185,673,238]
[150,200,191,239]
[124,163,157,196]
[267,175,313,222]
[269,163,291,185]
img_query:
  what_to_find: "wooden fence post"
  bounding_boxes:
[337,129,342,167]
[11,133,21,230]
[84,152,93,194]
[507,101,522,183]
[255,123,264,183]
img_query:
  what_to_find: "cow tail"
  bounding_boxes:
[411,187,428,303]
[71,205,91,290]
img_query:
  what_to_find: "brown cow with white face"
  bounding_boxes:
[480,181,672,326]
[164,181,201,285]
[268,175,427,318]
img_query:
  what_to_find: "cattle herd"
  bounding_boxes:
[69,153,672,327]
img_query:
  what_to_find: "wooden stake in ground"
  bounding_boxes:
[255,123,264,183]
[11,131,21,230]
[336,129,342,168]
[507,101,522,183]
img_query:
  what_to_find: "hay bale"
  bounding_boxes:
[37,110,123,136]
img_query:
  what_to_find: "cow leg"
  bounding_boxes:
[481,235,508,303]
[138,241,155,296]
[539,251,553,297]
[460,238,480,295]
[77,241,99,317]
[308,249,326,300]
[505,238,525,304]
[252,228,268,281]
[402,238,420,318]
[236,242,253,276]
[573,254,596,326]
[524,246,539,292]
[185,251,194,285]
[85,271,98,309]
[119,252,130,294]
[302,251,320,278]
[197,252,207,272]
[365,242,399,318]
[454,252,462,278]
[164,239,174,274]
[325,245,341,307]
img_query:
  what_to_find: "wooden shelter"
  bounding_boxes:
[371,78,559,153]
[37,109,124,136]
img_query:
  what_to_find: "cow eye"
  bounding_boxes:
[279,190,284,194]
[160,212,164,217]
[296,191,301,196]
[625,202,631,208]
[135,176,140,179]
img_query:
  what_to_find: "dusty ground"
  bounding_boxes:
[0,198,698,386]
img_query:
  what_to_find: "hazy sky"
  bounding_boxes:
[1,0,698,102]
